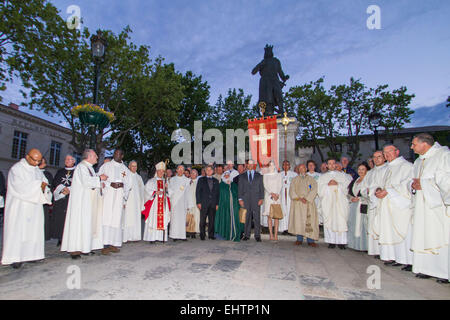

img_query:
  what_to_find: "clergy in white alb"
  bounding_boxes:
[61,150,108,258]
[168,165,192,240]
[143,162,171,242]
[123,160,146,242]
[1,149,52,267]
[186,169,200,236]
[318,159,352,248]
[373,145,413,267]
[360,151,388,256]
[410,134,450,281]
[279,160,297,232]
[98,149,132,251]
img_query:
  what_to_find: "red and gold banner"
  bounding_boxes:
[248,116,279,169]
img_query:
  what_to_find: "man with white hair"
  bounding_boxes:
[51,154,76,246]
[373,144,413,270]
[168,164,191,241]
[410,133,449,283]
[341,156,358,180]
[123,161,146,242]
[223,160,239,182]
[143,161,171,242]
[61,149,108,259]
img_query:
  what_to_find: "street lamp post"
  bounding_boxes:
[89,31,107,149]
[369,112,382,151]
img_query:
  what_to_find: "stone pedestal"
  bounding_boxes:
[277,118,299,168]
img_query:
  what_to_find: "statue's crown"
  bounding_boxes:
[264,44,273,50]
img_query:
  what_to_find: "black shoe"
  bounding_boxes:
[374,255,380,259]
[71,255,81,260]
[11,262,22,269]
[173,239,178,242]
[255,237,261,242]
[384,260,395,265]
[200,236,205,241]
[436,278,449,284]
[242,237,249,241]
[282,231,289,235]
[392,262,402,267]
[209,236,216,240]
[338,244,346,250]
[328,244,336,249]
[191,234,196,239]
[416,273,431,279]
[401,265,412,271]
[57,240,61,247]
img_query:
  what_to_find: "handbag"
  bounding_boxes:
[239,207,247,224]
[269,204,283,219]
[360,204,368,214]
[186,212,196,233]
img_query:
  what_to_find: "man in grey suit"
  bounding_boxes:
[238,159,264,242]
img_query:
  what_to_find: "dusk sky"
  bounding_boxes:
[2,0,449,127]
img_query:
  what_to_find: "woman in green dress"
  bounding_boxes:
[214,171,244,242]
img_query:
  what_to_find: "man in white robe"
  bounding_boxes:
[186,169,200,238]
[61,149,108,258]
[361,151,388,258]
[279,160,297,233]
[410,133,449,282]
[1,149,52,268]
[318,158,352,249]
[98,149,132,253]
[306,160,321,225]
[143,162,171,242]
[168,165,191,241]
[123,160,145,242]
[373,144,413,269]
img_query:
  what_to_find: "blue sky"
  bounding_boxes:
[2,0,449,127]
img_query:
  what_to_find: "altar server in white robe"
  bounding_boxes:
[410,133,450,282]
[361,151,388,257]
[318,158,352,249]
[168,165,191,241]
[373,144,413,268]
[98,149,132,252]
[1,149,52,268]
[143,162,171,242]
[61,149,108,259]
[279,160,297,233]
[307,160,322,225]
[123,160,146,242]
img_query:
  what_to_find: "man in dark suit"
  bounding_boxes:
[196,165,220,240]
[232,163,246,185]
[238,159,264,242]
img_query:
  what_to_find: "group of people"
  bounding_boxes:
[0,133,448,285]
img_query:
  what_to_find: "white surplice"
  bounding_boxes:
[318,170,352,244]
[1,159,52,264]
[168,175,191,240]
[98,160,132,247]
[373,156,413,264]
[187,178,200,233]
[361,163,388,255]
[143,177,171,241]
[279,170,298,232]
[411,143,450,279]
[61,161,104,253]
[123,172,145,242]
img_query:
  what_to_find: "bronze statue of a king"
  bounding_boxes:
[252,45,289,116]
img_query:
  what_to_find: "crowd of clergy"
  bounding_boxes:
[0,133,448,284]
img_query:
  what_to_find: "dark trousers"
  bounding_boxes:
[200,204,216,239]
[244,207,261,239]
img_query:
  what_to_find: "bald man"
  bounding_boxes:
[1,149,52,268]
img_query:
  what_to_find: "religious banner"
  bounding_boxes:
[248,116,279,169]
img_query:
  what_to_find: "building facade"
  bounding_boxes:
[0,103,77,177]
